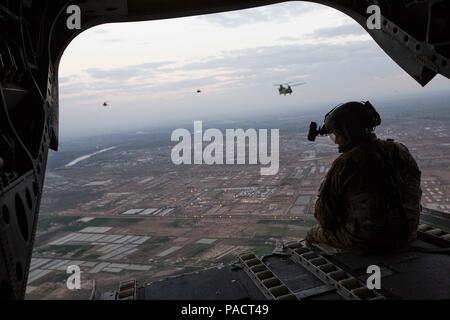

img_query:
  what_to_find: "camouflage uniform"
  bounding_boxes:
[306,136,422,254]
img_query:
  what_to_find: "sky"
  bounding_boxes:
[59,2,450,139]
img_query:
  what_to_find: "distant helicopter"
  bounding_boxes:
[196,89,202,93]
[102,101,109,107]
[274,82,306,95]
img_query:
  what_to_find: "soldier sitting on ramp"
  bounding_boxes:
[306,101,422,254]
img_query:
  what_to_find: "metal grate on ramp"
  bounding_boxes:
[287,247,385,300]
[418,224,450,248]
[117,279,137,300]
[237,252,297,300]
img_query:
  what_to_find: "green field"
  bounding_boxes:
[46,244,92,257]
[257,219,316,227]
[87,217,143,226]
[182,243,212,258]
[254,224,288,238]
[37,216,80,231]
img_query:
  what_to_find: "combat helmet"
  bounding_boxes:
[308,101,381,151]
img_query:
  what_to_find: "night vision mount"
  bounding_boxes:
[307,122,326,142]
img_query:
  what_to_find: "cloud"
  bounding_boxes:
[57,1,450,141]
[179,40,375,74]
[91,28,109,34]
[307,23,367,39]
[200,2,319,28]
[201,8,268,28]
[60,37,387,109]
[60,65,229,99]
[59,75,80,85]
[103,38,122,43]
[85,61,173,80]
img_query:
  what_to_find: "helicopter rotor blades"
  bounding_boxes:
[288,82,306,87]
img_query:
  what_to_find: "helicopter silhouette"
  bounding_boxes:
[274,82,306,95]
[102,101,109,107]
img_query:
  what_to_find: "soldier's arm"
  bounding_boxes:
[314,157,347,230]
